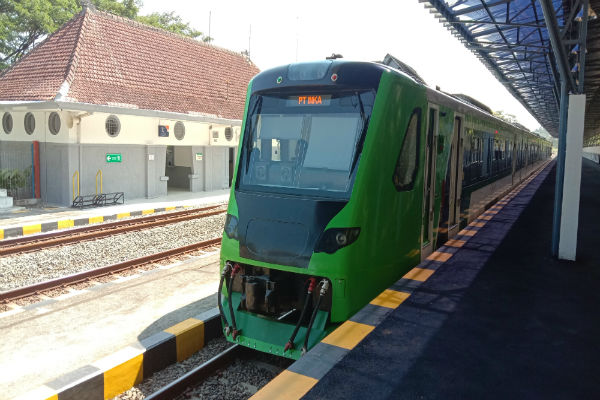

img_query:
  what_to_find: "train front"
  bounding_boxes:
[219,60,383,359]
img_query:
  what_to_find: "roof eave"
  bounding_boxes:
[0,101,243,126]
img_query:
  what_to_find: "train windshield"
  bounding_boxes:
[238,89,375,199]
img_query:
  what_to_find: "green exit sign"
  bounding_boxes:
[106,153,122,163]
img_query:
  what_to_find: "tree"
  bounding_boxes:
[493,110,518,124]
[533,126,552,139]
[0,0,209,72]
[137,12,212,42]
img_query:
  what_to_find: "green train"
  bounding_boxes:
[218,59,551,359]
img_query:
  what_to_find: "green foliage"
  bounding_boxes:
[493,110,518,124]
[0,167,31,196]
[137,11,210,41]
[0,0,208,72]
[92,0,139,19]
[0,0,80,70]
[533,126,552,139]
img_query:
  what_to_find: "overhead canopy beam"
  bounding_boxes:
[539,0,577,92]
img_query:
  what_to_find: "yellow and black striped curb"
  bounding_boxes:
[16,308,221,400]
[0,205,193,241]
[251,161,552,400]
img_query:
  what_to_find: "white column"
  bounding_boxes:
[558,94,586,261]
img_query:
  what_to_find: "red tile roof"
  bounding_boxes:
[0,8,260,120]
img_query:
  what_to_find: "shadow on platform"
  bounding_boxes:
[305,159,600,399]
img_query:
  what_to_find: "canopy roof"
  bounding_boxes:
[422,0,599,143]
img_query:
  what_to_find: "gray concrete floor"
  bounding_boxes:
[0,253,221,399]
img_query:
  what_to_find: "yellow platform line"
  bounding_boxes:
[403,267,436,281]
[445,239,466,248]
[250,370,318,400]
[89,216,104,224]
[426,251,452,263]
[23,224,41,236]
[103,354,143,400]
[165,318,205,362]
[57,219,74,229]
[142,209,154,215]
[370,289,410,309]
[321,320,374,350]
[117,212,130,219]
[459,229,477,237]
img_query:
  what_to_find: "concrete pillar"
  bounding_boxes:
[558,94,586,261]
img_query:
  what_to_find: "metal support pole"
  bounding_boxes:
[540,0,576,92]
[578,0,589,92]
[552,79,569,256]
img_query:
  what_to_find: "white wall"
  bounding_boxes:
[1,107,241,148]
[0,110,71,143]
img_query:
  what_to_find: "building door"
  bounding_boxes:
[447,116,463,239]
[421,107,438,261]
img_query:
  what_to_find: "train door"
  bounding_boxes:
[447,116,463,239]
[421,106,438,261]
[512,137,517,184]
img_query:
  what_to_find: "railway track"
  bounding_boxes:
[140,343,291,400]
[145,344,247,400]
[0,237,221,304]
[0,205,226,257]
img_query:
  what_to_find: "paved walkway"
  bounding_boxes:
[1,253,220,400]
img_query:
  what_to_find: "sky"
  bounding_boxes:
[141,0,543,131]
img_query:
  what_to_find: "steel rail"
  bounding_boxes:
[0,237,222,303]
[145,344,248,400]
[0,205,225,256]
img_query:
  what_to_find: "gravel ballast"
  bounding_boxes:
[0,213,226,292]
[112,339,292,400]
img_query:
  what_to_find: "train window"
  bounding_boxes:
[392,108,421,191]
[238,90,375,199]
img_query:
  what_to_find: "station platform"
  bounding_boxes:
[255,158,600,399]
[3,253,221,400]
[0,188,230,239]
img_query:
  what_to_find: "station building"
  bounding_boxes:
[0,7,259,206]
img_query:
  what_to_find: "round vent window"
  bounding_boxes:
[225,126,233,141]
[24,112,35,135]
[2,112,12,134]
[48,112,61,135]
[105,115,121,137]
[174,121,185,140]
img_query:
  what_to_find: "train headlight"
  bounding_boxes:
[315,228,360,254]
[224,214,239,239]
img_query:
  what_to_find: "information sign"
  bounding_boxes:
[106,153,122,163]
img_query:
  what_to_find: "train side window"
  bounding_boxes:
[392,108,421,191]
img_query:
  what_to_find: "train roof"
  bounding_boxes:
[252,59,549,143]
